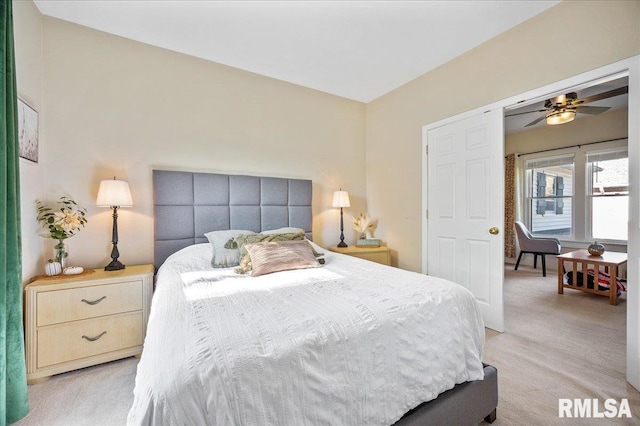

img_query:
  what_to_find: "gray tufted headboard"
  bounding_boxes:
[153,170,312,270]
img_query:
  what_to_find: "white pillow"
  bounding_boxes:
[205,230,255,268]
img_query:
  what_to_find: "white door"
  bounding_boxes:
[627,56,640,391]
[426,109,504,332]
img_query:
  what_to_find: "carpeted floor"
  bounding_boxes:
[484,267,639,425]
[14,266,640,425]
[15,356,138,425]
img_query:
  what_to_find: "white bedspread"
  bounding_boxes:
[127,243,485,425]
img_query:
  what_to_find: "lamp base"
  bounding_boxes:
[337,241,348,248]
[104,259,125,271]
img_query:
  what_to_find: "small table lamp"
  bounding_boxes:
[96,177,133,271]
[332,190,350,248]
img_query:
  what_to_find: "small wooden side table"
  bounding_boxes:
[329,245,391,266]
[557,249,627,305]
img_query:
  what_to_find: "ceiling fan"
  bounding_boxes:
[506,85,628,127]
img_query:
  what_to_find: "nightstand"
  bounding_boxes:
[24,264,154,384]
[329,245,391,266]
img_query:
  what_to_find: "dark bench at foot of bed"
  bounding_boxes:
[395,363,498,425]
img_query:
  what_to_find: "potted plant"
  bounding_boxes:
[36,196,87,268]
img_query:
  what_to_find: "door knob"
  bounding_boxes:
[489,227,499,235]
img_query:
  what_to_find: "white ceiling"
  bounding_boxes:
[33,0,559,103]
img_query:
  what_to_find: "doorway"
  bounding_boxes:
[422,55,640,390]
[504,75,629,273]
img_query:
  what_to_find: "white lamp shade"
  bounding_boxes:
[96,179,133,207]
[332,190,351,208]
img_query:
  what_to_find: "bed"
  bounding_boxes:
[127,170,498,425]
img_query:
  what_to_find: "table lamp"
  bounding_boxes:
[332,190,350,247]
[96,177,133,271]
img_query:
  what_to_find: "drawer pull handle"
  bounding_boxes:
[82,331,107,342]
[81,296,107,305]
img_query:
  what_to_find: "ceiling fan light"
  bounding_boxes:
[546,109,576,125]
[553,93,567,106]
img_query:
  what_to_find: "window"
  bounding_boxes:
[587,149,628,241]
[520,142,629,244]
[525,155,574,238]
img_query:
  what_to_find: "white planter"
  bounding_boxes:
[45,262,62,276]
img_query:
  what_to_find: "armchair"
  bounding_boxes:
[514,221,561,277]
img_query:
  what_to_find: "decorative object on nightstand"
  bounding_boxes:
[356,238,381,247]
[63,266,84,275]
[96,177,133,271]
[36,196,88,268]
[330,245,391,266]
[352,212,380,247]
[24,264,154,384]
[44,260,62,277]
[332,190,350,248]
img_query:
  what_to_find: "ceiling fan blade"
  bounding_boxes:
[525,115,546,127]
[505,109,547,117]
[576,105,611,115]
[575,86,628,105]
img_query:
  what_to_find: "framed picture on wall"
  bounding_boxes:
[18,97,38,163]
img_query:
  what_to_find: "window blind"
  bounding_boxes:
[526,154,574,169]
[586,149,628,163]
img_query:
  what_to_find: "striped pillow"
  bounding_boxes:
[244,240,320,277]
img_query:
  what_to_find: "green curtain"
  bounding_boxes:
[0,0,29,424]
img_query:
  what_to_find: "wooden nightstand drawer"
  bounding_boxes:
[329,246,391,266]
[353,251,389,264]
[37,280,143,326]
[37,311,143,368]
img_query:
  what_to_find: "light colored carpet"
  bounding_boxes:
[14,266,640,425]
[15,357,138,426]
[484,267,640,425]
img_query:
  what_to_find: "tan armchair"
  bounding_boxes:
[514,221,561,277]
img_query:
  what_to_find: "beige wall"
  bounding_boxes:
[14,1,640,275]
[13,0,43,281]
[27,15,366,272]
[366,1,640,272]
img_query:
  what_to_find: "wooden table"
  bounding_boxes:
[557,249,627,305]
